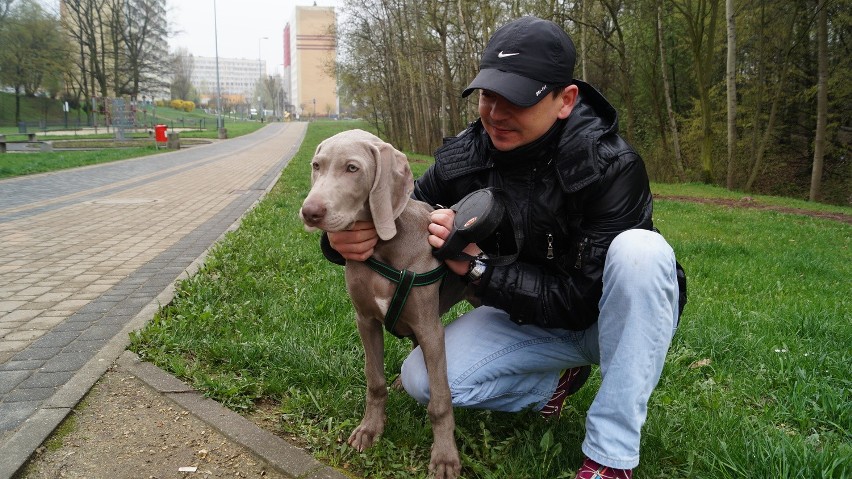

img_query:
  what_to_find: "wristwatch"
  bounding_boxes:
[465,252,489,284]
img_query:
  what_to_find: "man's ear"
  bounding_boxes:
[557,84,579,119]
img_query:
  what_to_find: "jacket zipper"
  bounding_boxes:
[546,233,554,260]
[574,237,589,269]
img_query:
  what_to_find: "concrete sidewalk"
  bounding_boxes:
[0,122,347,478]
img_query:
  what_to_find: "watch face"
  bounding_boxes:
[468,260,487,281]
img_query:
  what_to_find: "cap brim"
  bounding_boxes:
[462,69,552,107]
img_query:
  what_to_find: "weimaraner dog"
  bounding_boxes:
[299,129,462,479]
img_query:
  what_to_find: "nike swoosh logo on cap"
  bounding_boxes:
[497,51,520,58]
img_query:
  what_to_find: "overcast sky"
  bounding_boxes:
[38,0,341,76]
[170,0,341,75]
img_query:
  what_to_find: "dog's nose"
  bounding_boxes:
[300,200,327,226]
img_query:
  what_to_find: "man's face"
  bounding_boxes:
[478,85,578,152]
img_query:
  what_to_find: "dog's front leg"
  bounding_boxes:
[348,317,387,452]
[416,325,461,479]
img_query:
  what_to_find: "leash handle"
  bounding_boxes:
[432,188,523,267]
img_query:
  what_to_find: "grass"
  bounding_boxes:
[0,90,268,140]
[124,121,852,478]
[1,91,227,131]
[41,409,79,453]
[0,147,164,179]
[0,118,269,179]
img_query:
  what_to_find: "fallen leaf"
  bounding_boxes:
[689,358,712,369]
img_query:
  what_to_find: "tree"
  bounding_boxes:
[809,0,828,201]
[671,0,722,183]
[60,0,167,119]
[0,0,14,29]
[725,0,737,189]
[579,0,590,82]
[62,0,112,103]
[742,1,798,193]
[169,48,194,101]
[331,0,851,204]
[657,0,686,179]
[597,0,638,143]
[113,0,169,100]
[258,74,284,117]
[0,0,70,123]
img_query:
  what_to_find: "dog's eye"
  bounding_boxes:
[311,162,320,171]
[347,164,359,173]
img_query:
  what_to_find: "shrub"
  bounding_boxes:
[168,99,196,112]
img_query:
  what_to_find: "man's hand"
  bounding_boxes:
[428,209,481,276]
[328,221,378,261]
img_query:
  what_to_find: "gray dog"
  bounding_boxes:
[300,129,462,479]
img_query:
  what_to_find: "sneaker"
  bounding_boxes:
[539,365,592,419]
[574,457,632,479]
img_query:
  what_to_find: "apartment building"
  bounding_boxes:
[286,6,337,119]
[183,5,337,119]
[191,56,266,102]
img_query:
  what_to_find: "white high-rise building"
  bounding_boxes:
[191,56,266,101]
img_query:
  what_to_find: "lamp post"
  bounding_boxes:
[278,64,285,119]
[213,0,226,137]
[258,36,268,120]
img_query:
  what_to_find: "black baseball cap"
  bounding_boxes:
[462,16,576,107]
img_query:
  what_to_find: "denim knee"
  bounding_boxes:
[400,349,430,405]
[607,229,674,276]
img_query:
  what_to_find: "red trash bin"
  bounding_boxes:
[154,124,167,143]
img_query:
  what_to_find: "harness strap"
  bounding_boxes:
[365,257,448,338]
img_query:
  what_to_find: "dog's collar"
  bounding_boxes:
[365,257,448,339]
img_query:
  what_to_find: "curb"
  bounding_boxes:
[117,351,348,479]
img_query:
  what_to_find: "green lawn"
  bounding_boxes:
[0,119,269,179]
[124,121,851,478]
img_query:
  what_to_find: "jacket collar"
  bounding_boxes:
[554,80,620,193]
[488,117,565,168]
[435,80,621,188]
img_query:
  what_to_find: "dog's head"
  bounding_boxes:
[299,129,413,240]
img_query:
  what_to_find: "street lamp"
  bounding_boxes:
[279,64,286,119]
[258,36,268,120]
[213,0,225,133]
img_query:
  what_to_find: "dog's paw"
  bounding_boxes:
[428,444,461,479]
[347,424,382,452]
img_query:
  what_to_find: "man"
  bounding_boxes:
[328,16,685,479]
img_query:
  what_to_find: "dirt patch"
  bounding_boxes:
[655,194,852,224]
[17,365,285,479]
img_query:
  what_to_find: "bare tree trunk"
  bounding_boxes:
[745,82,782,191]
[580,0,589,82]
[657,0,685,179]
[673,0,721,183]
[725,0,737,190]
[744,4,796,192]
[600,0,636,144]
[426,1,458,136]
[809,0,827,202]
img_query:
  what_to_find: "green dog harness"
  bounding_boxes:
[365,257,448,339]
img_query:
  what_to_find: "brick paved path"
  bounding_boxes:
[0,122,307,474]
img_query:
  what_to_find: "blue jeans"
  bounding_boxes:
[400,229,680,469]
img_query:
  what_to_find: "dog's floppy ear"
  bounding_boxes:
[369,139,413,241]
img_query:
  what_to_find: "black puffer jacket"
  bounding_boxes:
[414,80,672,331]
